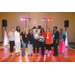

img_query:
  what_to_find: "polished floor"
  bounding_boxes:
[0,47,75,62]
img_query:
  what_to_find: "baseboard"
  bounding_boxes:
[68,42,75,44]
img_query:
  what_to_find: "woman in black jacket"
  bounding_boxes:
[53,26,59,56]
[27,29,34,55]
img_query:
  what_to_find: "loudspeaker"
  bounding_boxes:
[2,20,7,27]
[64,20,69,27]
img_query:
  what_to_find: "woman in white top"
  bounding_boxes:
[15,26,21,55]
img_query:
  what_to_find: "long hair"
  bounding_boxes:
[22,28,26,35]
[16,26,20,32]
[40,28,45,33]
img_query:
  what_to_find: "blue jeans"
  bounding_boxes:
[21,42,27,55]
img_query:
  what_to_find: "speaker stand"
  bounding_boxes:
[65,27,68,47]
[3,27,8,46]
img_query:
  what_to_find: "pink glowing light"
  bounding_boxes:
[42,18,44,21]
[21,18,23,21]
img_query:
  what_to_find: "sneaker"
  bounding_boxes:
[37,53,40,55]
[34,53,35,56]
[16,53,18,56]
[11,53,13,55]
[18,53,21,55]
[22,54,25,56]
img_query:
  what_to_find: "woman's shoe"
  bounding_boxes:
[37,53,40,55]
[18,53,21,55]
[34,53,35,56]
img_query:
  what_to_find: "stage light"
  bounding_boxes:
[27,18,29,21]
[48,18,49,21]
[21,18,23,21]
[29,18,31,21]
[50,18,52,22]
[42,18,44,21]
[45,18,47,21]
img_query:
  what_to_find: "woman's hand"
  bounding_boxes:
[22,41,24,43]
[59,39,63,41]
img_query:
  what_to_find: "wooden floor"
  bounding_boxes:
[0,47,75,62]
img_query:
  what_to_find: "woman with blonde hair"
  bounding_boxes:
[8,27,15,55]
[20,28,27,56]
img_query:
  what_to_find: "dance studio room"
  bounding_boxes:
[0,12,75,62]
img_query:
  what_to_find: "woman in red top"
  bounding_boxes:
[39,28,45,56]
[45,28,53,55]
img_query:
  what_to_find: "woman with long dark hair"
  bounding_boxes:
[39,28,45,56]
[15,26,21,55]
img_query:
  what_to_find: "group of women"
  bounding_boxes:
[8,25,66,56]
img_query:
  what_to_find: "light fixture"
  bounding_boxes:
[50,18,52,22]
[21,18,23,21]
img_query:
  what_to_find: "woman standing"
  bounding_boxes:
[20,28,27,56]
[39,28,45,56]
[8,27,15,55]
[45,28,53,55]
[53,26,59,56]
[15,26,21,55]
[27,29,34,55]
[59,28,66,56]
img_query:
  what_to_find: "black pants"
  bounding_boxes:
[53,41,58,55]
[10,41,14,53]
[33,39,39,53]
[39,42,44,55]
[46,44,51,51]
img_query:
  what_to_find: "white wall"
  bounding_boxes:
[0,12,75,42]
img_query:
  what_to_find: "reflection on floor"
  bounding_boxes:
[0,47,75,62]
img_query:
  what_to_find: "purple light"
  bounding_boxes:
[45,18,47,21]
[24,19,26,21]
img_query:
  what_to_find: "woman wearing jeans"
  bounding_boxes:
[20,28,27,56]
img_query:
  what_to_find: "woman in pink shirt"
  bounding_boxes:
[8,27,15,55]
